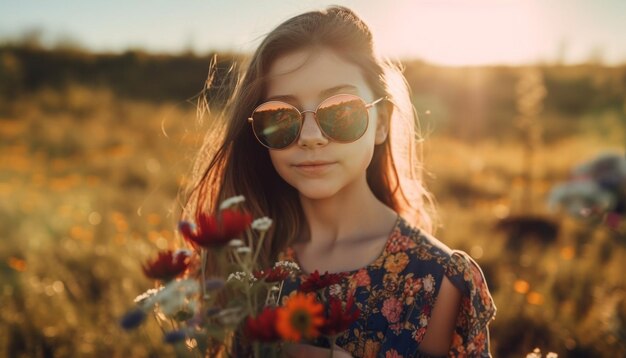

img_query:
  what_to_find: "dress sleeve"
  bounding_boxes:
[444,250,497,357]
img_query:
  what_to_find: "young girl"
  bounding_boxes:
[185,5,496,358]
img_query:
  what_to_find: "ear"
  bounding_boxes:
[375,100,393,145]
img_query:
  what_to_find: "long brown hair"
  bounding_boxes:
[182,6,436,268]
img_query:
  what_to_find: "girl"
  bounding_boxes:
[185,5,496,358]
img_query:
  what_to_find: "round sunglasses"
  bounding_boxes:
[248,93,386,150]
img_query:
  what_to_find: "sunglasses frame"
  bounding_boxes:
[248,93,386,150]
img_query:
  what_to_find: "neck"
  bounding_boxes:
[298,176,397,245]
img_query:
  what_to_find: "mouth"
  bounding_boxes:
[293,161,337,167]
[293,161,337,173]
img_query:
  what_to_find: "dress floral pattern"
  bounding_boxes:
[277,215,497,358]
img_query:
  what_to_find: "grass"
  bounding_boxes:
[1,85,625,357]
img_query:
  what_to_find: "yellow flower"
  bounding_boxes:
[276,292,324,341]
[384,252,409,274]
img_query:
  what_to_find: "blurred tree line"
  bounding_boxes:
[1,43,625,142]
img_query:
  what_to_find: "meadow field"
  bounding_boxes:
[1,46,625,357]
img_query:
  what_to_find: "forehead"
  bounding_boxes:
[265,47,372,101]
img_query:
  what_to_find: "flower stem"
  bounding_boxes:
[253,342,261,358]
[200,249,207,299]
[329,336,336,358]
[276,281,285,306]
[252,230,266,268]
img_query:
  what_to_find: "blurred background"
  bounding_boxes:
[1,0,625,357]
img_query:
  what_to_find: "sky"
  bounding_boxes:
[1,0,626,66]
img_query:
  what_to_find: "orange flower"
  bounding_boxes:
[276,292,324,341]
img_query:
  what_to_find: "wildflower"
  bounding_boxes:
[251,217,273,231]
[253,266,289,282]
[276,292,324,341]
[133,286,164,304]
[120,308,147,330]
[142,250,189,282]
[179,210,252,248]
[229,239,244,247]
[163,329,187,344]
[143,279,200,314]
[299,270,347,293]
[236,246,252,254]
[320,295,360,336]
[227,271,257,283]
[274,260,301,273]
[219,195,245,210]
[245,307,281,342]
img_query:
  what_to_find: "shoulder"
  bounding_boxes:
[388,217,456,276]
[393,216,496,321]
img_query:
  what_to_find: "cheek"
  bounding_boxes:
[349,136,377,171]
[360,144,376,169]
[268,151,290,179]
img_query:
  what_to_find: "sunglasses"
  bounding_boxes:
[248,93,386,150]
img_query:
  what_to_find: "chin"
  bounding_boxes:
[294,184,341,201]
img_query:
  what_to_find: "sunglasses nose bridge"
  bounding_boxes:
[299,109,318,125]
[297,109,328,143]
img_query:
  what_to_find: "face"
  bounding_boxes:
[263,47,389,200]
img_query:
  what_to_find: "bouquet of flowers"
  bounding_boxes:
[120,196,359,357]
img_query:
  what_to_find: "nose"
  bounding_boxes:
[297,111,329,148]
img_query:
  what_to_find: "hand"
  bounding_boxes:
[282,343,352,358]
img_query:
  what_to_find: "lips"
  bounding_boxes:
[294,160,336,167]
[293,160,337,174]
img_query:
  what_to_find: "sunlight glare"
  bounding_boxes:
[373,1,545,66]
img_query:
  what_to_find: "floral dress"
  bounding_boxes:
[277,215,497,358]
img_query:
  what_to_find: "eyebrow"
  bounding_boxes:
[265,84,359,103]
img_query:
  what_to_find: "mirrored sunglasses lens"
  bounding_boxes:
[317,95,368,142]
[252,102,300,149]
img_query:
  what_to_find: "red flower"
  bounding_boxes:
[142,250,189,281]
[245,307,281,342]
[320,294,360,336]
[299,270,347,293]
[253,266,289,282]
[179,210,252,248]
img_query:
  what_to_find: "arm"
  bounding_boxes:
[417,275,462,357]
